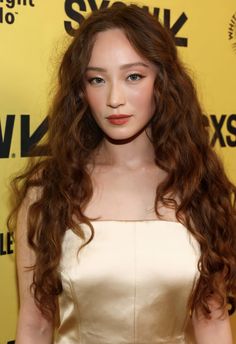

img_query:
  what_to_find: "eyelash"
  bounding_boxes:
[88,77,104,85]
[127,73,144,81]
[87,73,144,85]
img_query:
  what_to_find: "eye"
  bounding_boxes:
[127,73,144,81]
[87,77,104,85]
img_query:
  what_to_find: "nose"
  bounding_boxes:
[107,81,125,108]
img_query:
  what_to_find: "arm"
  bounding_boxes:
[15,190,53,344]
[191,297,233,344]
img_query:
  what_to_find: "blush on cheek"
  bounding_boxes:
[86,92,102,110]
[137,90,153,107]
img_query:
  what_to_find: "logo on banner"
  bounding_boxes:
[0,231,14,256]
[203,114,236,147]
[64,0,188,47]
[0,0,35,25]
[0,114,48,158]
[228,12,236,54]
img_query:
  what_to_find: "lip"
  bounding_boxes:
[107,117,131,125]
[106,114,132,119]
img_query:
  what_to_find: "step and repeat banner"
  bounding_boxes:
[0,1,236,343]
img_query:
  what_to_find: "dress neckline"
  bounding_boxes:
[66,220,185,234]
[88,219,181,224]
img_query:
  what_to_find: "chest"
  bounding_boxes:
[57,222,200,343]
[83,165,172,220]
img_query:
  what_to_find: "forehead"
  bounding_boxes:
[88,28,149,66]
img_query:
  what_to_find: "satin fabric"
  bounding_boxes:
[54,220,200,343]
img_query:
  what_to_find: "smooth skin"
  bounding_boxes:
[16,189,53,343]
[16,28,233,343]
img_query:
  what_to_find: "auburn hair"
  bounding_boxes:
[7,3,236,321]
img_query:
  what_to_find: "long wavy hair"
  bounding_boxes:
[7,3,236,322]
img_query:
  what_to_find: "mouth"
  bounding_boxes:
[106,115,132,125]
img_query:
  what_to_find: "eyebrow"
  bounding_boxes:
[85,62,150,72]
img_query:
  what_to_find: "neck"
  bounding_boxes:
[93,126,156,169]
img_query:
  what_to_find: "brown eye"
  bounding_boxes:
[88,77,105,85]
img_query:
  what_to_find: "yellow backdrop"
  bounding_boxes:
[0,1,235,342]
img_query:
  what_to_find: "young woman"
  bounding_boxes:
[8,3,236,343]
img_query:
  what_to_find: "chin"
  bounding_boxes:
[103,129,141,142]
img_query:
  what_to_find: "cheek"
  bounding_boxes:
[85,89,103,113]
[130,83,155,111]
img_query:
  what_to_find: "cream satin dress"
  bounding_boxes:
[54,220,200,344]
